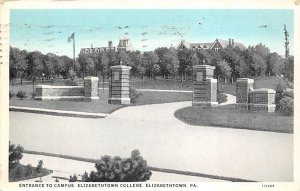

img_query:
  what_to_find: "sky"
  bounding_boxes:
[10,9,294,57]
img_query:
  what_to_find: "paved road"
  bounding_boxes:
[10,100,293,182]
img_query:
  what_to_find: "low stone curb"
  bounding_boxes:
[9,106,108,118]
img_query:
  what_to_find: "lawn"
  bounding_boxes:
[134,91,192,105]
[9,84,192,113]
[174,104,293,134]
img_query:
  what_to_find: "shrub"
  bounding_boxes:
[16,90,27,100]
[278,96,294,116]
[130,87,142,104]
[25,164,33,177]
[31,92,36,99]
[9,91,15,99]
[36,160,43,174]
[81,150,152,182]
[9,142,24,170]
[69,174,78,182]
[275,81,288,110]
[217,84,227,104]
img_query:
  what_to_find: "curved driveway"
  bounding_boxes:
[9,99,293,182]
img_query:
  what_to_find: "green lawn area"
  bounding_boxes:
[174,104,293,134]
[134,91,192,105]
[9,84,192,113]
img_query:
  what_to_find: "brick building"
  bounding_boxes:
[177,38,246,51]
[80,38,134,55]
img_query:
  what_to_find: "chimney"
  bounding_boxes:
[232,39,234,46]
[108,41,113,49]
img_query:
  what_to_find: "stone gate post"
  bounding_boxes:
[192,65,218,107]
[84,76,99,101]
[108,65,131,105]
[235,78,254,111]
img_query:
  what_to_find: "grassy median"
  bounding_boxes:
[174,104,293,134]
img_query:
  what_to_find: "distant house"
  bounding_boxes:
[177,38,246,51]
[80,38,134,55]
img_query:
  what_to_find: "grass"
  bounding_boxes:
[9,164,53,182]
[174,104,293,134]
[9,83,193,114]
[134,91,192,105]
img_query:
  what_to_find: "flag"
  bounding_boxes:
[68,33,75,42]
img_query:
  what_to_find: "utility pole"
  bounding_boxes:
[68,32,75,69]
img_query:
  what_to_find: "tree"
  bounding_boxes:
[128,51,142,77]
[117,51,131,66]
[95,52,109,91]
[178,49,198,81]
[9,142,24,170]
[217,60,232,83]
[9,47,28,85]
[26,51,45,82]
[266,52,284,76]
[220,47,248,81]
[251,53,267,76]
[283,56,294,82]
[284,24,290,58]
[143,51,159,79]
[77,53,94,78]
[158,48,179,78]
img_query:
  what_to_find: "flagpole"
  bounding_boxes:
[73,33,75,70]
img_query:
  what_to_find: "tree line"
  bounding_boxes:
[9,43,294,84]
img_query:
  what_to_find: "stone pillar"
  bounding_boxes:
[108,65,131,105]
[235,78,254,111]
[249,89,276,112]
[192,65,218,107]
[84,76,99,101]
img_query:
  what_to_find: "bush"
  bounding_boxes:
[31,92,37,99]
[36,160,43,174]
[81,150,152,182]
[130,87,142,104]
[9,142,24,170]
[69,174,78,182]
[9,91,15,99]
[217,84,227,104]
[25,164,33,177]
[278,96,294,116]
[16,90,27,100]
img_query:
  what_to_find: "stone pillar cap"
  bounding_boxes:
[193,65,215,70]
[84,76,99,80]
[110,65,132,70]
[236,78,254,83]
[207,78,217,82]
[253,88,276,93]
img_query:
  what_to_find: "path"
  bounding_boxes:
[10,100,293,182]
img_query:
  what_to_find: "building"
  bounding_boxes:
[80,38,134,55]
[177,38,246,51]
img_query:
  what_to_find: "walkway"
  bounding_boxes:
[10,100,293,182]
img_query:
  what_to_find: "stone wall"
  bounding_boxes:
[35,85,84,100]
[35,76,99,101]
[235,78,275,113]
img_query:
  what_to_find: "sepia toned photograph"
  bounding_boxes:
[1,3,297,189]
